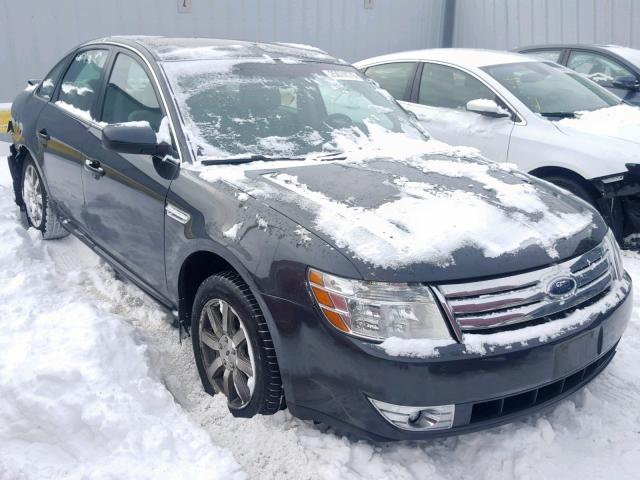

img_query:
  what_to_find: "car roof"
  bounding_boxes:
[354,48,537,69]
[515,43,640,68]
[516,43,629,53]
[84,35,342,64]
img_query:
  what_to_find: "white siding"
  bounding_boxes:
[0,0,446,101]
[453,0,640,50]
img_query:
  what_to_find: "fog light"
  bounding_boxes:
[368,398,455,431]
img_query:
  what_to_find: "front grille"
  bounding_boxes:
[435,242,614,334]
[469,345,616,424]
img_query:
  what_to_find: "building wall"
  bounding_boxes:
[0,0,446,101]
[453,0,640,50]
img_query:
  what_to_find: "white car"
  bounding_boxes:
[355,49,640,240]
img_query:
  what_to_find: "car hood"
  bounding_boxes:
[552,105,640,161]
[234,154,605,282]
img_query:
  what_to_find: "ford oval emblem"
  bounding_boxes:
[547,276,577,298]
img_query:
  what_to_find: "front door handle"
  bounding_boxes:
[37,129,50,142]
[84,158,105,178]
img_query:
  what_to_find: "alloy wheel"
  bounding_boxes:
[23,164,43,227]
[199,298,257,408]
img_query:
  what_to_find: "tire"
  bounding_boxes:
[542,174,597,208]
[191,271,283,417]
[21,157,69,240]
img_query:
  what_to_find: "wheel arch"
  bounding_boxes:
[175,246,269,334]
[9,143,49,206]
[528,165,601,199]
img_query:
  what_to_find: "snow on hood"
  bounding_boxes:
[556,104,640,144]
[192,130,596,269]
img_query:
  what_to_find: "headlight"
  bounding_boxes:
[604,229,624,281]
[307,268,452,341]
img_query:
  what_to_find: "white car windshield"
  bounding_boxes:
[162,60,426,160]
[483,61,621,118]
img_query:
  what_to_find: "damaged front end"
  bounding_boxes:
[593,165,640,247]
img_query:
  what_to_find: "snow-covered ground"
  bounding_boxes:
[1,144,639,479]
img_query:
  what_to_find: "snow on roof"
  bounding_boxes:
[355,48,537,69]
[108,36,338,63]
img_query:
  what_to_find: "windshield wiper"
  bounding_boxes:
[200,154,302,165]
[200,151,347,165]
[539,112,577,118]
[307,151,347,161]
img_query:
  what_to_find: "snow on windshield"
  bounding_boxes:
[161,58,423,160]
[556,104,640,144]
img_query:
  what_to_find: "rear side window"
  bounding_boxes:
[101,53,163,130]
[36,58,69,101]
[567,51,634,88]
[58,49,109,115]
[523,50,563,63]
[363,62,416,100]
[418,63,495,109]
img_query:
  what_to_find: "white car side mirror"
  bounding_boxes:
[466,99,511,118]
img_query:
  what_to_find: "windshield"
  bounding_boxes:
[482,61,621,116]
[162,60,426,160]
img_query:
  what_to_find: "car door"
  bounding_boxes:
[403,62,515,163]
[567,49,640,104]
[36,48,110,223]
[81,49,178,297]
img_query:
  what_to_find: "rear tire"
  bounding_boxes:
[21,158,68,240]
[191,271,283,417]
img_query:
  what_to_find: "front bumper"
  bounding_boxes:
[264,273,632,441]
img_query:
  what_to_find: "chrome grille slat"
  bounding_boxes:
[436,242,614,333]
[448,285,545,315]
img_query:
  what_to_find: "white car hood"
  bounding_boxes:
[554,104,640,146]
[549,105,640,176]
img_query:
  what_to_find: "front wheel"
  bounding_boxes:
[191,271,283,417]
[21,158,68,239]
[542,174,596,207]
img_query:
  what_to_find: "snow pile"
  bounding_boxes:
[557,104,640,144]
[379,337,455,358]
[1,148,640,478]
[0,156,243,479]
[223,222,242,239]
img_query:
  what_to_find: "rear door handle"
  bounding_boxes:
[37,129,50,142]
[84,158,105,177]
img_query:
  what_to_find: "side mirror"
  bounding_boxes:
[102,123,174,157]
[612,75,640,91]
[466,99,511,118]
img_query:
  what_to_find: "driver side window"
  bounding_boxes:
[58,49,109,115]
[101,53,163,131]
[419,63,496,110]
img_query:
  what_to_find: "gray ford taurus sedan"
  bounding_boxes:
[7,37,632,441]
